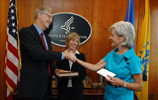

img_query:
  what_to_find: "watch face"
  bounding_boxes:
[123,82,127,87]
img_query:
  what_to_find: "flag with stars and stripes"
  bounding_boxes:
[4,0,21,100]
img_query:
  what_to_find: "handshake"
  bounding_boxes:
[64,52,77,62]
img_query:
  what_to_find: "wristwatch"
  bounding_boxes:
[123,82,127,87]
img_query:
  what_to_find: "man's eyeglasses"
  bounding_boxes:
[41,13,53,19]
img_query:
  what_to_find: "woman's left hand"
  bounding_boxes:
[106,75,124,87]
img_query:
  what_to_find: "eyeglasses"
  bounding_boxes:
[41,13,53,19]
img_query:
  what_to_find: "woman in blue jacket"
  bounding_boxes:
[76,21,143,100]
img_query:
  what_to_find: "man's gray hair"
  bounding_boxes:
[34,5,53,20]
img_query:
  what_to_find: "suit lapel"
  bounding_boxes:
[63,59,71,71]
[30,25,49,50]
[71,54,79,71]
[71,62,75,71]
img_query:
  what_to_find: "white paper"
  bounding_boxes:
[97,68,116,79]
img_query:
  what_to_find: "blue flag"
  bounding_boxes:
[125,0,134,48]
[125,0,134,25]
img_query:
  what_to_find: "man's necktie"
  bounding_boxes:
[41,32,51,76]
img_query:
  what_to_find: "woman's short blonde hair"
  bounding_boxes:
[65,32,80,50]
[109,21,135,48]
[34,5,53,20]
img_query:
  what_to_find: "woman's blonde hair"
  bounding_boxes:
[65,32,80,50]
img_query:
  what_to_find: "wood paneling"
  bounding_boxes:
[90,0,129,82]
[0,0,9,99]
[1,0,158,100]
[149,0,158,99]
[17,0,43,30]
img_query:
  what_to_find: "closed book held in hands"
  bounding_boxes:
[59,71,79,77]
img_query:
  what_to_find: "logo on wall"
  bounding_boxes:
[45,12,92,47]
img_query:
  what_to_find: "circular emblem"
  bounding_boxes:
[45,12,92,47]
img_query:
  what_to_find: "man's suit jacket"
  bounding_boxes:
[17,24,62,98]
[57,52,87,90]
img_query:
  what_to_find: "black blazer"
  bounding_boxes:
[57,52,87,90]
[17,25,62,98]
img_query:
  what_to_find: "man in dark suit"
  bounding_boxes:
[17,6,76,100]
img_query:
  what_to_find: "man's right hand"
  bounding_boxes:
[64,52,76,62]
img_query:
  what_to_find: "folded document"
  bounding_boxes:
[97,68,116,79]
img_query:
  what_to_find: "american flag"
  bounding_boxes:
[5,0,20,100]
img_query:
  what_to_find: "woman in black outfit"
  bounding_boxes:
[57,32,87,100]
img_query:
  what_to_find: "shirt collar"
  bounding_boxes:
[113,47,135,64]
[123,48,135,59]
[64,49,80,55]
[33,24,43,35]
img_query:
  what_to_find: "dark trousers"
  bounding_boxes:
[58,88,84,100]
[20,93,51,100]
[19,82,51,100]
